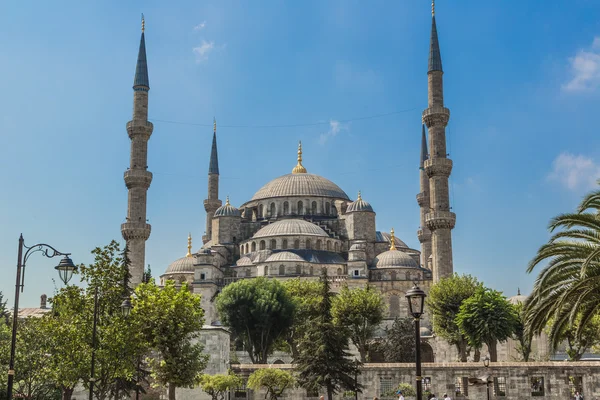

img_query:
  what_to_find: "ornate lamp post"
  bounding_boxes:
[7,234,77,400]
[483,356,490,400]
[406,284,426,400]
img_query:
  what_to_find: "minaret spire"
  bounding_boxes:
[423,4,455,281]
[122,16,154,287]
[203,118,222,244]
[417,124,432,269]
[209,118,219,175]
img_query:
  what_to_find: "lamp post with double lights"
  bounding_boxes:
[6,234,77,400]
[483,356,491,400]
[405,284,426,400]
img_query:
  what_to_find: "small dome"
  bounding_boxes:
[265,251,306,263]
[165,256,195,274]
[377,231,409,249]
[375,249,418,269]
[420,327,433,337]
[509,289,528,305]
[236,256,254,266]
[214,197,241,217]
[346,192,374,213]
[253,219,329,238]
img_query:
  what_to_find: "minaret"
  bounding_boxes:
[422,1,455,282]
[121,15,153,287]
[417,125,432,268]
[203,118,222,244]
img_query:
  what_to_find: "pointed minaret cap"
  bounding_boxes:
[186,233,193,257]
[209,119,219,175]
[389,228,397,251]
[292,141,307,174]
[420,125,429,169]
[428,2,443,73]
[517,288,521,296]
[133,14,150,90]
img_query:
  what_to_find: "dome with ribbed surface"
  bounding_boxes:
[374,249,418,269]
[236,256,254,266]
[165,256,195,274]
[377,231,409,249]
[214,197,241,217]
[250,173,349,201]
[346,192,374,213]
[265,251,306,262]
[253,220,329,238]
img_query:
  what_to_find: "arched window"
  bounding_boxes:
[258,204,264,218]
[309,266,314,275]
[282,239,288,249]
[283,201,289,214]
[246,243,249,253]
[316,240,322,250]
[279,265,285,275]
[297,201,304,214]
[334,242,339,252]
[312,201,317,214]
[240,245,243,254]
[391,271,397,281]
[260,240,266,250]
[270,202,276,217]
[264,266,268,276]
[389,295,400,318]
[325,202,331,215]
[294,239,300,249]
[421,343,435,362]
[332,205,338,216]
[251,242,256,252]
[327,241,331,251]
[306,239,312,249]
[270,239,277,249]
[245,269,251,277]
[337,267,342,276]
[295,265,301,275]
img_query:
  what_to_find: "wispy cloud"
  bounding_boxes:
[193,21,206,31]
[548,152,600,190]
[193,40,215,62]
[562,37,600,92]
[318,120,348,145]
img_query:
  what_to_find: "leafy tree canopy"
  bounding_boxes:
[281,279,323,357]
[247,368,296,400]
[379,317,415,363]
[198,372,242,400]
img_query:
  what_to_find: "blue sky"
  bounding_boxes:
[1,1,600,307]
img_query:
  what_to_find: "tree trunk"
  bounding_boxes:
[327,384,333,400]
[169,383,176,400]
[456,340,468,362]
[358,346,367,363]
[62,387,74,400]
[474,347,481,362]
[488,341,498,362]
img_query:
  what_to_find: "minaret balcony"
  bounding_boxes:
[422,105,450,127]
[121,222,151,240]
[424,158,453,178]
[124,169,153,189]
[417,227,432,242]
[425,211,456,231]
[126,120,154,139]
[204,199,223,213]
[416,192,429,207]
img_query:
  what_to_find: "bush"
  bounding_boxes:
[383,382,416,397]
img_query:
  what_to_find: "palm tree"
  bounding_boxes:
[525,185,600,354]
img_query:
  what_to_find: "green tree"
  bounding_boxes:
[544,313,600,360]
[379,317,415,363]
[247,368,296,400]
[217,277,295,364]
[282,279,323,358]
[331,285,385,362]
[0,292,8,325]
[133,280,208,400]
[198,373,242,400]
[426,274,482,361]
[456,288,519,361]
[525,185,600,347]
[512,301,532,362]
[294,268,361,400]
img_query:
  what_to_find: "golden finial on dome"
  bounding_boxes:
[213,117,216,133]
[186,233,192,257]
[357,191,362,201]
[389,228,397,251]
[225,195,230,206]
[141,14,145,32]
[292,141,307,174]
[431,0,435,16]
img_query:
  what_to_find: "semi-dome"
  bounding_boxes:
[346,191,374,213]
[253,219,329,238]
[265,251,306,263]
[236,256,254,266]
[214,197,241,217]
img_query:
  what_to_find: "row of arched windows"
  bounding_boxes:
[241,238,341,254]
[372,271,422,281]
[255,200,335,218]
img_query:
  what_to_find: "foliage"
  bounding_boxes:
[198,372,242,400]
[0,292,8,325]
[294,268,361,400]
[456,288,519,361]
[247,368,296,400]
[379,317,415,363]
[543,313,600,360]
[512,301,532,361]
[133,280,208,400]
[525,186,600,351]
[426,274,483,361]
[281,279,323,357]
[331,285,385,362]
[217,277,295,364]
[383,382,416,397]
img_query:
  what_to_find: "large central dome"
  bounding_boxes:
[251,173,349,201]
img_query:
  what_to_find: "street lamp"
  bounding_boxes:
[7,234,77,400]
[406,284,426,400]
[483,356,490,400]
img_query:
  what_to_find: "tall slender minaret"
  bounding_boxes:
[121,15,153,287]
[417,125,432,269]
[423,1,455,282]
[202,118,222,244]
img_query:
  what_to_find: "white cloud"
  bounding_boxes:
[319,120,348,145]
[548,152,600,190]
[193,21,206,31]
[562,36,600,92]
[192,40,215,62]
